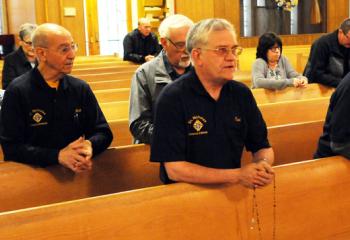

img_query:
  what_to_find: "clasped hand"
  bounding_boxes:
[58,137,93,173]
[239,160,274,188]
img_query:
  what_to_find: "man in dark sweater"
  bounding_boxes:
[123,18,161,63]
[304,18,350,87]
[2,23,37,89]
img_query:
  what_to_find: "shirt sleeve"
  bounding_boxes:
[82,86,113,156]
[129,69,153,144]
[242,88,271,153]
[150,86,187,162]
[0,87,60,166]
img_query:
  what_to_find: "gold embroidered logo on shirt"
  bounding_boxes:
[30,109,48,126]
[187,115,208,136]
[193,119,203,132]
[33,112,43,123]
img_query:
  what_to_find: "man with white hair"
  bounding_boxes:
[123,18,161,63]
[129,14,194,144]
[0,23,113,172]
[151,19,274,186]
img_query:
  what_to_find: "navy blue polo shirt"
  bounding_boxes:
[315,73,350,158]
[0,67,113,166]
[150,69,270,183]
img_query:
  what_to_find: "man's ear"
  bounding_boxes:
[160,37,168,49]
[34,47,46,62]
[191,48,202,66]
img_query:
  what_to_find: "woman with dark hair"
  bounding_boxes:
[252,32,307,89]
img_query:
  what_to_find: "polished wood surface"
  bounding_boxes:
[1,156,349,239]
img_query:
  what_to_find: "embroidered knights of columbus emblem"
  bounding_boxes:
[33,112,43,123]
[193,119,203,132]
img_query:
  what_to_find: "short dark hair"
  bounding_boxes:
[256,32,283,62]
[340,18,350,35]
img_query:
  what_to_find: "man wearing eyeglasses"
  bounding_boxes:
[0,23,113,172]
[150,19,274,186]
[129,14,194,144]
[2,23,37,90]
[304,18,350,87]
[123,18,161,63]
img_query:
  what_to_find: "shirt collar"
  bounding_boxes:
[32,67,68,91]
[187,68,230,101]
[162,51,191,81]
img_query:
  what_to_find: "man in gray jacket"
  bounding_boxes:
[129,14,194,144]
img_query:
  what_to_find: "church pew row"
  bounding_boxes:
[74,70,251,82]
[71,64,139,75]
[100,97,330,126]
[0,119,323,212]
[89,79,132,90]
[73,60,138,68]
[74,71,136,81]
[1,155,349,240]
[93,83,334,103]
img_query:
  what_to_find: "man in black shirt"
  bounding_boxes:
[123,18,161,63]
[151,19,274,186]
[314,73,350,159]
[0,23,113,173]
[304,18,350,87]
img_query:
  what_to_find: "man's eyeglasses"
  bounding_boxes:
[200,46,243,57]
[42,43,78,55]
[269,46,281,53]
[166,38,186,50]
[22,40,32,46]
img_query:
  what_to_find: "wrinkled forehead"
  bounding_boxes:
[47,31,74,48]
[206,29,237,47]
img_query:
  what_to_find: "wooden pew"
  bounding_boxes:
[95,88,130,103]
[75,71,135,81]
[94,83,334,104]
[100,97,330,125]
[71,65,139,75]
[0,119,323,212]
[0,144,159,212]
[89,79,132,90]
[1,156,349,240]
[252,83,334,104]
[260,97,329,126]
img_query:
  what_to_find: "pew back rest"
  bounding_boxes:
[0,156,349,240]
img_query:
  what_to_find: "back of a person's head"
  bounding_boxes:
[158,14,193,38]
[19,23,37,41]
[186,18,235,54]
[256,32,283,62]
[340,18,350,35]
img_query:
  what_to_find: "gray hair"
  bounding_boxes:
[340,18,350,35]
[19,23,37,41]
[186,18,236,53]
[138,18,151,26]
[158,14,193,38]
[32,23,71,48]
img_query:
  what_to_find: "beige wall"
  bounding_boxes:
[6,0,36,39]
[35,0,87,55]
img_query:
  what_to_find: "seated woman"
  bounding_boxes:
[252,32,307,90]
